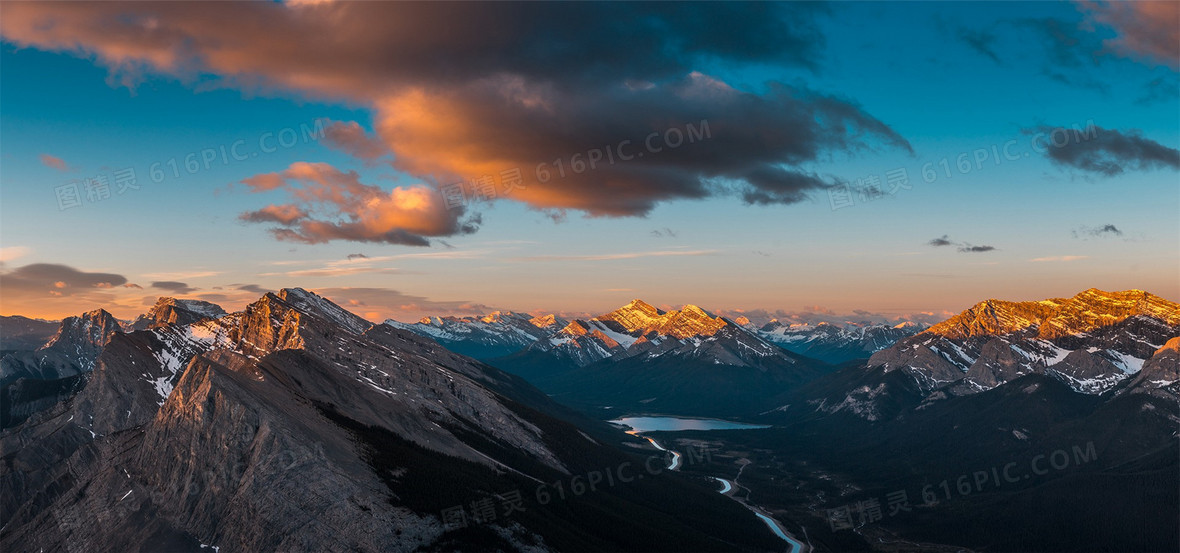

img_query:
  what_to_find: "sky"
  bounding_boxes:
[0,1,1177,324]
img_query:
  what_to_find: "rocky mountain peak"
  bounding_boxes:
[652,305,728,339]
[42,308,121,352]
[928,288,1179,340]
[132,297,227,330]
[594,300,729,339]
[479,311,505,323]
[529,313,560,329]
[597,299,665,332]
[273,288,372,335]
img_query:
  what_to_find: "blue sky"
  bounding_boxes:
[1,1,1176,322]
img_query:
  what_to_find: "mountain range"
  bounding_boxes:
[750,320,925,364]
[2,287,1176,552]
[0,289,781,552]
[720,289,1180,552]
[385,311,567,360]
[481,300,827,417]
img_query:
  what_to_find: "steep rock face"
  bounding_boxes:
[40,308,122,371]
[1046,350,1128,394]
[868,289,1179,397]
[130,297,227,331]
[1119,337,1180,400]
[961,337,1035,389]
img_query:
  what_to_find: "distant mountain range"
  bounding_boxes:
[385,311,566,359]
[490,300,825,417]
[387,301,923,367]
[0,289,781,552]
[750,320,925,364]
[387,299,930,417]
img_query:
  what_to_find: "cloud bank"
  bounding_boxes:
[1,2,912,243]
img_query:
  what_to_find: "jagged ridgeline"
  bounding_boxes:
[1,289,781,552]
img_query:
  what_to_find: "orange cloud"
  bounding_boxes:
[322,120,388,162]
[1,3,908,224]
[238,162,477,246]
[1080,1,1179,68]
[39,153,70,171]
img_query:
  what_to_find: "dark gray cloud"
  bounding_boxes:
[235,284,270,295]
[1072,224,1123,239]
[650,228,678,238]
[346,253,369,260]
[958,245,996,253]
[1008,17,1111,93]
[928,235,953,247]
[151,281,198,294]
[0,263,127,295]
[1026,125,1180,176]
[1015,17,1102,69]
[928,236,995,252]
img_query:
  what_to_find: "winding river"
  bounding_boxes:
[609,416,807,553]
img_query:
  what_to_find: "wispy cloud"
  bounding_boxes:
[312,287,499,322]
[927,235,996,252]
[1030,255,1089,262]
[267,266,404,278]
[954,25,1002,64]
[958,245,996,253]
[0,246,31,263]
[39,153,70,171]
[1071,224,1123,238]
[511,249,717,262]
[142,270,222,280]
